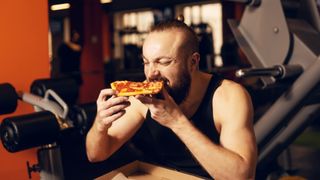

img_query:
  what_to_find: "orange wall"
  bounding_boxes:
[0,1,49,179]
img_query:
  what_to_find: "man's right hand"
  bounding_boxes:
[95,88,131,132]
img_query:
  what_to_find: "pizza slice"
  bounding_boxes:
[110,80,163,96]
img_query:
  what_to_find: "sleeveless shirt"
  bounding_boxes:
[131,74,223,179]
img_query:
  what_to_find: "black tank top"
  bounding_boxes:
[131,74,223,179]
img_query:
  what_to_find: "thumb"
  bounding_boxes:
[161,87,172,101]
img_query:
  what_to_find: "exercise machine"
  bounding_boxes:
[0,79,96,179]
[227,0,320,178]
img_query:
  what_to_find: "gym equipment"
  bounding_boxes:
[31,77,79,105]
[0,83,18,115]
[235,64,303,80]
[0,79,96,179]
[1,88,71,153]
[1,111,60,153]
[228,0,320,178]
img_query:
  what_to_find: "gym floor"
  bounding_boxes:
[278,125,320,180]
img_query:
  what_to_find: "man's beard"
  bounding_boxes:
[164,68,191,104]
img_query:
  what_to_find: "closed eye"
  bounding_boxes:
[141,56,175,67]
[158,61,171,66]
[158,59,174,66]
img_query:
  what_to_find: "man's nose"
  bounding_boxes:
[147,63,160,80]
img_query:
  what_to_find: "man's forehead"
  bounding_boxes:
[143,30,185,57]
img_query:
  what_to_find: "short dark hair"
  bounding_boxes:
[150,20,199,54]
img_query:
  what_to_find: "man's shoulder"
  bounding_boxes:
[213,79,253,125]
[215,79,247,99]
[213,79,252,112]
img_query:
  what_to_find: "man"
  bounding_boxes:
[86,20,257,179]
[57,30,83,86]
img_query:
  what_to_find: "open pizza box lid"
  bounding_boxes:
[95,160,204,180]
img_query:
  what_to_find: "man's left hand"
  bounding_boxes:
[135,88,183,128]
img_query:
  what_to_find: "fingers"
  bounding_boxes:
[160,87,170,100]
[161,88,174,102]
[95,88,130,131]
[96,110,126,131]
[135,95,153,104]
[101,110,126,126]
[99,96,130,110]
[99,103,130,117]
[97,88,117,102]
[136,95,164,109]
[96,95,130,124]
[154,90,165,100]
[135,89,170,105]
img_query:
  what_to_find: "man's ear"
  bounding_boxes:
[190,52,200,70]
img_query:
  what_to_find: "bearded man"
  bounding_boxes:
[86,20,257,180]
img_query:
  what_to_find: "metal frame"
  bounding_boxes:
[229,0,320,173]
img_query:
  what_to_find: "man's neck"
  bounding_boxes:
[179,72,212,118]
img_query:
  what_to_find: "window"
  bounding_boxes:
[182,3,223,67]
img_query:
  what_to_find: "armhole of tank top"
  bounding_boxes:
[198,73,223,114]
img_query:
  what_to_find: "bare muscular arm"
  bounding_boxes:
[86,89,147,162]
[171,81,257,179]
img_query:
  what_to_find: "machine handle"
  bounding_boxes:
[235,64,303,80]
[20,89,69,120]
[44,89,68,119]
[236,66,282,78]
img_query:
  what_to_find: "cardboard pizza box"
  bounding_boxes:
[95,160,204,180]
